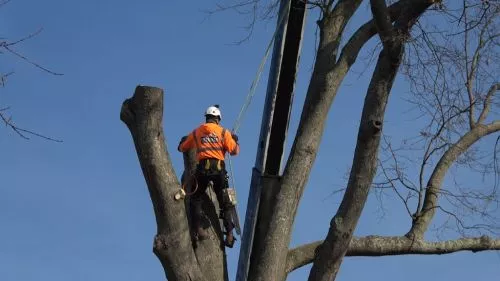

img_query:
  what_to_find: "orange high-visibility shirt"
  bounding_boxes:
[178,123,239,161]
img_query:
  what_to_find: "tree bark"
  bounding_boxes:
[477,83,500,125]
[307,2,433,280]
[287,235,500,273]
[118,1,500,280]
[181,150,228,281]
[370,0,394,49]
[247,2,366,281]
[308,35,404,281]
[409,121,500,239]
[120,85,205,281]
[246,1,424,280]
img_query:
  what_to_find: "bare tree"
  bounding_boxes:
[120,0,500,281]
[379,0,500,240]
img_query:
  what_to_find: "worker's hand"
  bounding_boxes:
[231,133,239,143]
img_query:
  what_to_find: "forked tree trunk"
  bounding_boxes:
[120,85,226,281]
[308,1,434,280]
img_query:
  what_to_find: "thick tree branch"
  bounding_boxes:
[410,121,500,239]
[249,1,433,281]
[308,2,434,280]
[182,150,228,281]
[120,85,204,281]
[247,1,367,281]
[415,106,472,214]
[287,235,500,273]
[336,0,414,76]
[370,0,395,50]
[477,83,500,125]
[308,38,404,281]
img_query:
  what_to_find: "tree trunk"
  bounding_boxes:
[308,2,433,280]
[182,149,228,281]
[246,3,365,279]
[308,41,404,281]
[120,85,205,281]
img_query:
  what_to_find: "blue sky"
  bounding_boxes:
[1,0,499,280]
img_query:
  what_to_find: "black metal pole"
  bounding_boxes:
[236,1,307,280]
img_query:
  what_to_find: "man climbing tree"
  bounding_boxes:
[178,105,240,248]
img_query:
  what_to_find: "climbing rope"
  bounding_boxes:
[231,0,292,135]
[182,171,199,196]
[227,0,293,192]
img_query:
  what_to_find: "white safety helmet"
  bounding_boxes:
[205,105,222,119]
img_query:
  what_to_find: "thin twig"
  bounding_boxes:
[3,45,63,76]
[5,27,44,46]
[0,72,14,86]
[0,110,63,142]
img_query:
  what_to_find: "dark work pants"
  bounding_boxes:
[190,159,234,233]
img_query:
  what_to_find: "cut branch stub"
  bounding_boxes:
[120,85,204,281]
